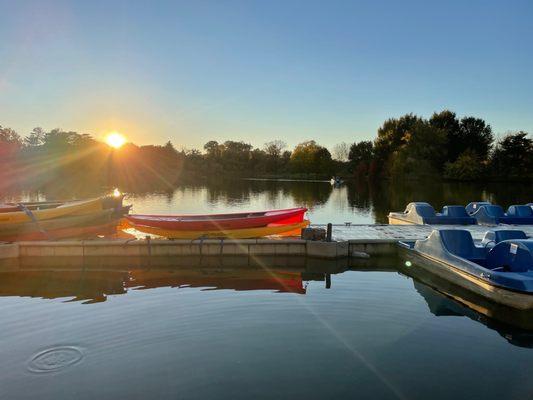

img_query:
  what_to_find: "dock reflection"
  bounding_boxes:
[0,264,352,304]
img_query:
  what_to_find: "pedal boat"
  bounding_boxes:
[398,229,533,309]
[388,202,476,225]
[470,204,533,225]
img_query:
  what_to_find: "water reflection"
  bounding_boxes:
[3,260,533,348]
[3,178,532,225]
[398,262,533,348]
[0,267,340,303]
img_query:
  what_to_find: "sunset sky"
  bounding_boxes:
[1,0,532,149]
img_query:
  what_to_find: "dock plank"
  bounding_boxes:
[328,224,533,242]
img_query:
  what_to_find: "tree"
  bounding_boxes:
[429,110,460,137]
[263,140,286,158]
[348,140,373,176]
[263,140,287,173]
[375,114,424,154]
[403,122,448,172]
[24,127,46,147]
[444,150,486,180]
[455,117,493,161]
[373,114,424,175]
[203,140,221,159]
[491,131,533,177]
[349,141,373,166]
[429,110,459,162]
[220,140,253,171]
[0,126,22,146]
[290,140,333,175]
[332,142,349,162]
[388,121,448,178]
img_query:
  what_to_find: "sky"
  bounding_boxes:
[1,0,533,150]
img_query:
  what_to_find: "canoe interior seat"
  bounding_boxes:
[440,230,486,261]
[486,240,533,272]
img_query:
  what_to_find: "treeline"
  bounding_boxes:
[1,110,532,193]
[0,126,339,192]
[347,110,533,180]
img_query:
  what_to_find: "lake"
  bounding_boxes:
[1,179,532,399]
[4,178,531,224]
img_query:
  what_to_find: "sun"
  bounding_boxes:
[106,132,126,149]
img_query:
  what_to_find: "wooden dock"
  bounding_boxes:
[0,224,532,270]
[330,223,533,241]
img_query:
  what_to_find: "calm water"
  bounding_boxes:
[1,179,533,399]
[1,261,533,399]
[4,178,531,224]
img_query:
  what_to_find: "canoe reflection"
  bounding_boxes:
[399,263,533,348]
[0,267,325,304]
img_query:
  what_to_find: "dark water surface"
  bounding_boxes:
[1,262,533,400]
[1,179,533,399]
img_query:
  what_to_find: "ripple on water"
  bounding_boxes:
[27,346,84,373]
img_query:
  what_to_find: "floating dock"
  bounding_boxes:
[1,224,532,270]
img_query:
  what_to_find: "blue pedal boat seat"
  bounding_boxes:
[414,229,487,263]
[472,204,533,225]
[481,230,528,248]
[465,201,492,215]
[389,203,476,225]
[439,229,486,262]
[508,205,533,218]
[486,240,533,273]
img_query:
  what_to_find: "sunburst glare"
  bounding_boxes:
[106,132,126,149]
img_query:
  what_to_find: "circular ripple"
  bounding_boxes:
[28,346,84,373]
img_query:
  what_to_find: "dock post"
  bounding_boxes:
[325,273,331,289]
[326,223,332,242]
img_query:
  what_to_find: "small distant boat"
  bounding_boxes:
[330,177,343,186]
[126,207,307,231]
[399,229,533,309]
[388,202,476,225]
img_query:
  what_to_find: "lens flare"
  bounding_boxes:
[106,132,126,148]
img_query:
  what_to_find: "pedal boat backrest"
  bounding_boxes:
[486,240,533,273]
[465,201,492,215]
[441,206,471,218]
[402,202,437,224]
[439,229,485,260]
[414,229,486,262]
[507,205,533,218]
[471,205,508,225]
[481,230,528,248]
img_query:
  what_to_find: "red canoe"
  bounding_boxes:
[125,207,307,231]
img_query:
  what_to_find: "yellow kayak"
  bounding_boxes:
[0,198,104,225]
[124,219,310,239]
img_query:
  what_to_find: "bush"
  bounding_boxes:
[444,151,487,180]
